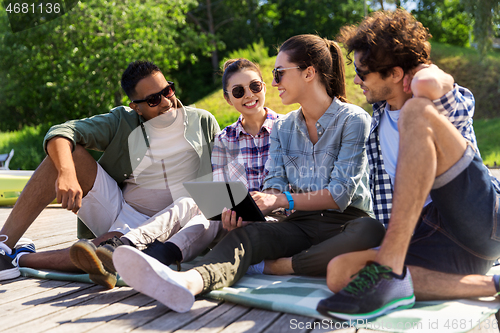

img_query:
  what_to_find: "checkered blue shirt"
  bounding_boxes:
[263,98,373,214]
[211,108,279,192]
[368,84,500,226]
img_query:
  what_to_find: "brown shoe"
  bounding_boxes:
[69,239,117,289]
[95,236,125,274]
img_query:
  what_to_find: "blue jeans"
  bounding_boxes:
[405,143,500,275]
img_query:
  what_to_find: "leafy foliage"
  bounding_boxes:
[412,0,472,47]
[461,0,500,55]
[0,0,212,131]
[256,0,366,53]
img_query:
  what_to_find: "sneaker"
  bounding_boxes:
[316,262,415,320]
[113,245,194,313]
[0,249,20,280]
[95,236,125,274]
[0,236,35,281]
[69,239,117,289]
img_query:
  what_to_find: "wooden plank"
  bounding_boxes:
[174,301,239,333]
[2,286,135,332]
[85,301,170,333]
[218,308,281,333]
[42,293,158,333]
[356,313,500,333]
[0,275,62,294]
[308,319,357,333]
[0,282,93,317]
[264,313,316,333]
[0,279,74,307]
[132,299,226,332]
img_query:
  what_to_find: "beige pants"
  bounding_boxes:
[78,164,221,262]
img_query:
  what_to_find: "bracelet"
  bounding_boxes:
[283,191,294,211]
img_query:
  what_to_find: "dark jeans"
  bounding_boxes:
[406,144,500,275]
[194,207,386,292]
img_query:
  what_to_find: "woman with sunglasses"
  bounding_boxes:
[213,58,283,233]
[111,35,386,313]
[219,34,386,277]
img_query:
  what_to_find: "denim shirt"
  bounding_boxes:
[263,98,373,215]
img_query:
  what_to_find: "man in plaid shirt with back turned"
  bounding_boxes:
[317,9,500,320]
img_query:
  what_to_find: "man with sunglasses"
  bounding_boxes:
[316,10,500,320]
[0,60,220,284]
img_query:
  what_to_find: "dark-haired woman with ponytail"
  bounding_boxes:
[111,35,386,312]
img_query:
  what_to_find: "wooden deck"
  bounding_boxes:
[0,205,499,332]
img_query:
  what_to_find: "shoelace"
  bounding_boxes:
[344,264,393,295]
[0,235,10,256]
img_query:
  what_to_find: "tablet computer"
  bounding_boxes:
[183,181,265,221]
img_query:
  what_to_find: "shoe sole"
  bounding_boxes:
[0,267,20,281]
[319,294,416,321]
[69,240,117,289]
[113,246,194,313]
[96,246,116,274]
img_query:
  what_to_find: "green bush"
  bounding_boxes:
[431,42,500,119]
[0,125,49,170]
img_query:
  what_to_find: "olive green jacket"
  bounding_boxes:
[43,101,220,186]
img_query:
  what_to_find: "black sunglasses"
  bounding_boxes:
[354,63,372,81]
[272,66,301,84]
[227,81,264,99]
[132,81,175,107]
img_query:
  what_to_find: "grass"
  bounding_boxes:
[474,118,500,168]
[0,125,49,170]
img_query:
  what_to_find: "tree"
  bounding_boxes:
[462,0,500,54]
[256,0,366,51]
[0,0,212,131]
[412,0,472,47]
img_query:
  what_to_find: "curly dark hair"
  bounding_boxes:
[337,9,432,78]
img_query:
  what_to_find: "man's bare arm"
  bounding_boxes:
[409,64,454,101]
[46,137,83,213]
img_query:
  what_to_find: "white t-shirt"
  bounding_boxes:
[122,109,200,216]
[379,104,432,206]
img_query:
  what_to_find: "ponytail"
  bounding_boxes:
[327,40,347,103]
[279,34,348,103]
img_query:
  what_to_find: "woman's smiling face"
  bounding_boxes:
[225,69,266,117]
[272,51,304,106]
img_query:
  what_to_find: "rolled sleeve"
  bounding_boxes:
[211,133,228,182]
[326,112,371,211]
[43,111,120,153]
[262,123,289,193]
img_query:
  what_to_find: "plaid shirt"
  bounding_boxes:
[211,108,279,192]
[368,84,500,227]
